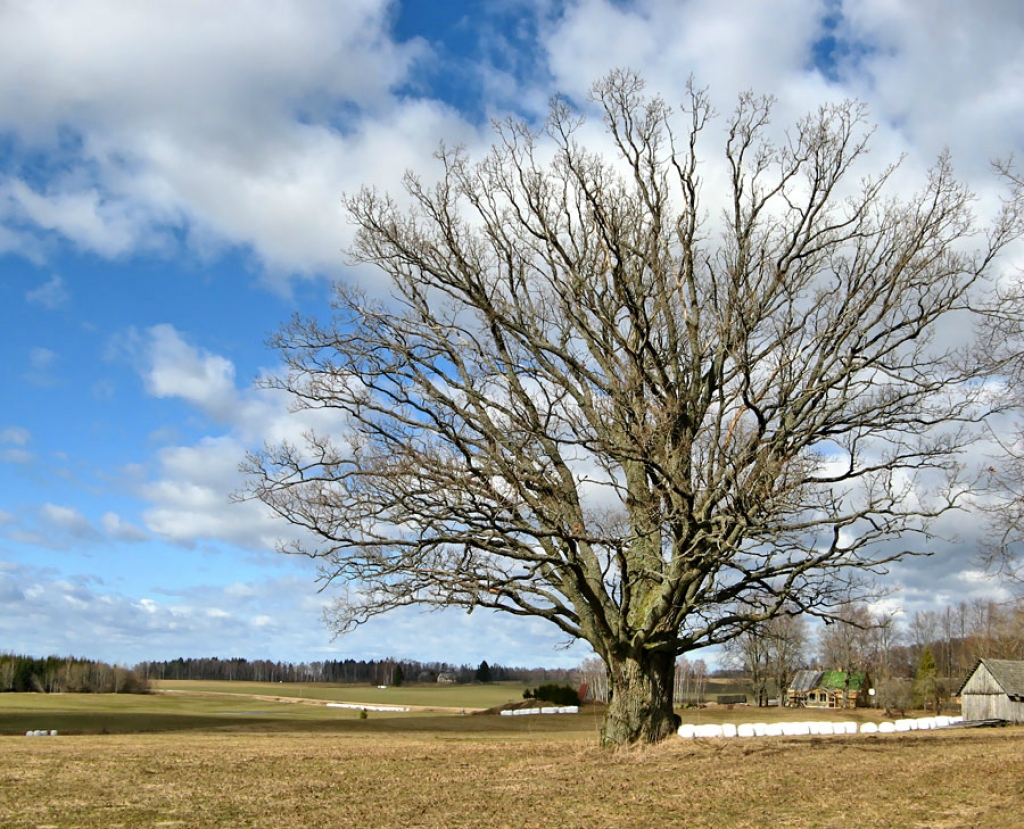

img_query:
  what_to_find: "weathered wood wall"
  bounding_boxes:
[961,693,1024,723]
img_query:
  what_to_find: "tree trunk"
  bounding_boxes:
[601,650,680,746]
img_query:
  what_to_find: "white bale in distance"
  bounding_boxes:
[736,723,756,738]
[50,730,58,737]
[814,722,836,736]
[878,722,896,733]
[753,723,769,737]
[721,723,738,738]
[693,723,724,738]
[677,723,696,739]
[949,716,963,724]
[765,723,784,737]
[838,722,859,735]
[860,722,879,734]
[894,719,912,732]
[916,717,935,730]
[934,715,952,727]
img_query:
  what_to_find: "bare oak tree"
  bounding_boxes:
[245,71,1023,745]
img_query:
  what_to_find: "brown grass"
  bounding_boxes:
[1,727,1020,829]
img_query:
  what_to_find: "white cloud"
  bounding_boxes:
[835,0,1024,171]
[141,324,238,421]
[100,512,149,543]
[25,273,70,308]
[544,0,835,108]
[141,436,279,549]
[25,346,58,387]
[0,426,33,465]
[0,427,31,445]
[0,558,589,666]
[125,324,351,549]
[39,503,100,542]
[0,0,475,286]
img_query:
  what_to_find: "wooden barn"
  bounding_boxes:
[788,669,870,709]
[957,658,1024,723]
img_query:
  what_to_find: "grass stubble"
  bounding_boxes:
[1,727,1021,829]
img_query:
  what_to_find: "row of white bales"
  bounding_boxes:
[678,715,963,739]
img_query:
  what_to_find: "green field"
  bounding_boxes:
[0,681,604,738]
[153,678,539,709]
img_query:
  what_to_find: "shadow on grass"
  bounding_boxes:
[0,709,603,738]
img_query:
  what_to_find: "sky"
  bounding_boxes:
[2,0,1023,670]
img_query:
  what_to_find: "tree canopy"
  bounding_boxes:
[246,70,1024,745]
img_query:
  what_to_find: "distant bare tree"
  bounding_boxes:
[817,602,876,672]
[867,609,903,680]
[577,656,609,703]
[722,607,806,705]
[246,70,1024,745]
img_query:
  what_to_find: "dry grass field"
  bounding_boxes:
[1,685,1021,828]
[2,726,1022,828]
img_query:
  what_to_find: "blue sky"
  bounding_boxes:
[1,0,1023,669]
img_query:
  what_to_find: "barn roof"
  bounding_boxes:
[957,658,1024,697]
[789,670,823,692]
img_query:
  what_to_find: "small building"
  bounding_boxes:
[788,669,870,709]
[957,658,1024,723]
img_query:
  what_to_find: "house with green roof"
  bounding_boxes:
[787,669,871,709]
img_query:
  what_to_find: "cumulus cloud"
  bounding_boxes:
[141,436,280,549]
[39,503,100,541]
[0,560,329,663]
[140,324,238,421]
[100,512,149,543]
[0,557,588,666]
[123,322,350,549]
[0,503,149,550]
[0,0,483,287]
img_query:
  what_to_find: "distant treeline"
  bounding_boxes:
[0,654,149,694]
[135,656,575,686]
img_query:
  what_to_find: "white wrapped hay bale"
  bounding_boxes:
[894,719,912,732]
[878,721,896,733]
[934,715,952,728]
[693,723,724,738]
[677,723,696,739]
[752,723,769,737]
[736,723,757,738]
[916,717,935,730]
[860,722,879,734]
[765,723,784,737]
[721,723,737,738]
